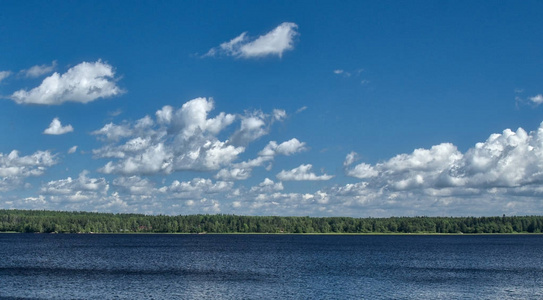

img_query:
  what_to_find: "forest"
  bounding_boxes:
[1,209,543,234]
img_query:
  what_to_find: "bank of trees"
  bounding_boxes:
[1,209,542,234]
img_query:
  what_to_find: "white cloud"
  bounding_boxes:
[199,198,221,213]
[240,22,298,58]
[205,22,299,59]
[227,189,339,216]
[93,98,253,176]
[10,121,543,217]
[43,118,74,135]
[346,162,378,179]
[12,116,543,216]
[169,97,235,139]
[233,155,273,169]
[228,108,288,147]
[92,122,133,141]
[156,105,173,124]
[215,168,251,181]
[215,32,248,56]
[333,68,366,81]
[10,60,122,105]
[23,195,47,205]
[169,140,244,173]
[0,150,56,179]
[68,146,78,154]
[17,97,543,216]
[0,150,57,192]
[530,94,543,105]
[216,138,306,181]
[277,164,334,181]
[0,71,12,83]
[135,115,154,129]
[382,143,462,175]
[108,109,123,117]
[160,178,233,199]
[275,138,306,155]
[250,178,284,193]
[341,123,543,206]
[41,170,108,196]
[99,143,172,175]
[223,122,543,216]
[296,106,308,114]
[273,109,287,121]
[333,69,351,77]
[259,138,306,156]
[112,176,156,195]
[230,111,268,146]
[20,61,57,78]
[37,171,110,206]
[343,151,358,167]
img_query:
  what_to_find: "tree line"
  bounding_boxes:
[1,209,543,234]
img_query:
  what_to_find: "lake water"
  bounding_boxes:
[0,234,542,299]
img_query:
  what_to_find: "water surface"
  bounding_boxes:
[0,234,541,299]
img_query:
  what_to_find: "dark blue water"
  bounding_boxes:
[0,234,542,299]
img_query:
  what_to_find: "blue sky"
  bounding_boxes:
[1,1,543,217]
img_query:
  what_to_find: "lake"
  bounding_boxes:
[0,234,542,299]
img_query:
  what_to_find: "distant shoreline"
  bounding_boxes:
[1,209,543,235]
[2,231,543,235]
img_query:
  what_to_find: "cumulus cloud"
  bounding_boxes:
[99,143,172,175]
[259,138,306,157]
[277,164,334,181]
[215,167,251,181]
[229,111,268,146]
[212,122,543,217]
[0,150,56,178]
[346,162,378,179]
[112,176,156,195]
[93,98,266,176]
[337,122,543,215]
[0,150,57,191]
[68,146,78,154]
[93,137,151,159]
[156,105,173,124]
[160,178,233,199]
[250,178,284,193]
[43,118,74,135]
[168,97,235,138]
[199,198,221,213]
[92,122,133,141]
[343,151,358,167]
[216,138,306,181]
[10,60,123,105]
[35,171,110,207]
[19,61,57,78]
[229,107,289,147]
[41,170,108,196]
[93,98,290,179]
[228,189,337,216]
[0,71,12,83]
[530,94,543,105]
[11,121,543,217]
[205,22,299,59]
[273,109,287,121]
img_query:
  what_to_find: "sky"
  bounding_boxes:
[1,1,543,217]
